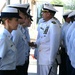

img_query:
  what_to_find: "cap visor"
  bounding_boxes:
[1,13,22,19]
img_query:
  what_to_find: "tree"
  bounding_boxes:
[50,0,75,10]
[64,0,75,10]
[50,0,63,5]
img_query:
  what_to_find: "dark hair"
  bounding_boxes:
[49,10,56,14]
[1,17,13,24]
[18,8,28,15]
[69,16,75,22]
[63,15,68,21]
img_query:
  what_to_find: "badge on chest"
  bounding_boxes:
[43,26,49,34]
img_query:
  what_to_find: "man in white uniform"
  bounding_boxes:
[36,3,60,75]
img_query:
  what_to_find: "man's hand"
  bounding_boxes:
[28,42,37,48]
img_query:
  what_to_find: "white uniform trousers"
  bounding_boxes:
[37,61,57,75]
[37,65,50,75]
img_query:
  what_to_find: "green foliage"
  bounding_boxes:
[50,0,63,5]
[50,0,75,10]
[64,0,75,10]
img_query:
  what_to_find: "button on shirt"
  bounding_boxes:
[0,28,17,70]
[36,18,60,65]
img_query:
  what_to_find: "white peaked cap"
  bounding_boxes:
[2,6,18,13]
[1,6,21,18]
[8,3,30,9]
[68,10,75,18]
[43,3,57,12]
[63,11,72,17]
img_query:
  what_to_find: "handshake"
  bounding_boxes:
[28,42,37,48]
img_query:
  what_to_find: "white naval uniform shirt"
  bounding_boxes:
[61,22,69,40]
[61,22,70,48]
[38,18,45,25]
[0,28,17,70]
[36,18,60,66]
[66,21,75,56]
[70,39,75,68]
[20,27,30,60]
[69,28,75,53]
[68,28,75,68]
[11,25,27,66]
[34,18,45,59]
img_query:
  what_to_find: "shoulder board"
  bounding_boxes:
[51,21,56,24]
[53,17,57,20]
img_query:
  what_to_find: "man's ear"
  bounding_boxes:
[6,19,10,23]
[47,12,51,16]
